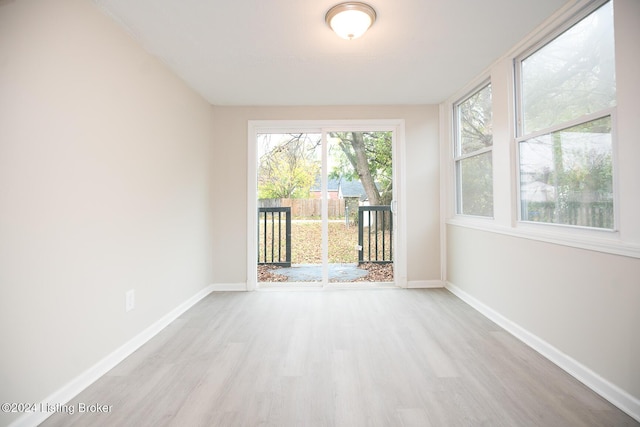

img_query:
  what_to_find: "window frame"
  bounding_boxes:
[513,0,617,231]
[453,80,494,219]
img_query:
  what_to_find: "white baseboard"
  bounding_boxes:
[407,280,444,288]
[209,282,247,291]
[445,281,640,423]
[10,285,216,427]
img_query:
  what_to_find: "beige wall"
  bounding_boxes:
[211,105,441,285]
[0,0,215,424]
[444,0,640,412]
[447,225,640,397]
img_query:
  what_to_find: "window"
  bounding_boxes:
[516,1,615,229]
[454,82,493,217]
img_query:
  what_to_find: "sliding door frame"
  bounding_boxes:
[247,119,407,291]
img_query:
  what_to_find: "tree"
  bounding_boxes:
[258,134,320,199]
[329,131,393,205]
[521,117,613,228]
[521,2,615,133]
[457,84,493,216]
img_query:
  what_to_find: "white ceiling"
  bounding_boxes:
[93,0,569,106]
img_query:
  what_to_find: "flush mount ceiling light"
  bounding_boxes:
[325,2,377,40]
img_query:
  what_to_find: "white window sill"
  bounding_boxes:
[446,217,640,259]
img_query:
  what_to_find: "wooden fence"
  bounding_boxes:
[521,201,613,229]
[258,198,345,219]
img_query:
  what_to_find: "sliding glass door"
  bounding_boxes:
[249,121,403,289]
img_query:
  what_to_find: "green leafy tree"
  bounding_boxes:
[328,131,393,205]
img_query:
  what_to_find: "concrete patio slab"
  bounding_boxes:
[275,263,368,282]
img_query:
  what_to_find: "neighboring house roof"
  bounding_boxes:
[311,175,380,201]
[310,176,340,193]
[339,180,369,201]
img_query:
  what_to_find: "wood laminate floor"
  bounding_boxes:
[41,289,638,426]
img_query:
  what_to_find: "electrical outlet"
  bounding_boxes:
[125,289,135,312]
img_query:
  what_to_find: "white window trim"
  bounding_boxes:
[513,0,613,135]
[514,109,619,231]
[247,119,408,291]
[514,0,617,233]
[444,0,640,259]
[453,80,494,218]
[446,216,640,259]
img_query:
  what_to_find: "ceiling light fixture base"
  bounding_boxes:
[325,2,377,40]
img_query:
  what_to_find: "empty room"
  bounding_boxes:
[1,0,638,426]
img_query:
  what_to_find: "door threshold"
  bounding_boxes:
[257,281,398,290]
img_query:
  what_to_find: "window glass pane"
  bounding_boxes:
[457,84,493,155]
[519,116,613,229]
[458,152,493,217]
[521,1,615,135]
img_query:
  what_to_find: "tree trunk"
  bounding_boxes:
[552,132,563,223]
[349,132,381,205]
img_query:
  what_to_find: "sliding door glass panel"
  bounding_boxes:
[327,131,394,283]
[257,133,322,283]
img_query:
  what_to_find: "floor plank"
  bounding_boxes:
[40,289,638,427]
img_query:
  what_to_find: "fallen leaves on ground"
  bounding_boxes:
[257,265,288,282]
[353,262,394,282]
[291,222,359,263]
[259,220,394,283]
